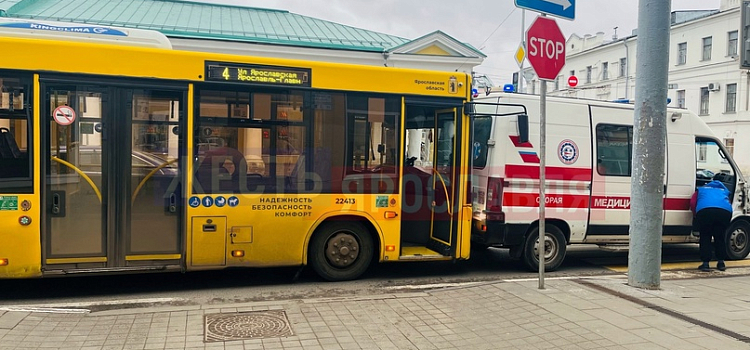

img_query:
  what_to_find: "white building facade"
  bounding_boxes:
[525,0,750,173]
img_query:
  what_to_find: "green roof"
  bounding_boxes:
[0,0,412,52]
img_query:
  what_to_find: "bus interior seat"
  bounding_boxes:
[0,127,21,159]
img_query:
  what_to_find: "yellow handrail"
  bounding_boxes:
[432,168,453,217]
[131,158,179,205]
[51,156,102,203]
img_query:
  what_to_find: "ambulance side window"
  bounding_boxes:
[596,124,632,176]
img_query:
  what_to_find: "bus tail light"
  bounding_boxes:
[0,258,7,266]
[487,177,504,213]
[231,250,245,258]
[384,211,398,219]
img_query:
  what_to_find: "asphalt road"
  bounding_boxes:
[0,243,717,312]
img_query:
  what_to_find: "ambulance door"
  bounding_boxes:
[588,106,634,240]
[663,112,694,238]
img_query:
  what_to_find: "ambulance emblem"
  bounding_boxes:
[558,139,578,165]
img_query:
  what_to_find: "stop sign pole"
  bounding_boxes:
[526,15,565,289]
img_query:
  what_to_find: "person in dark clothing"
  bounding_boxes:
[690,179,733,271]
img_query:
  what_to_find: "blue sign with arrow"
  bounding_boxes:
[515,0,575,21]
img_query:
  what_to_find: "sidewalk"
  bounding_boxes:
[1,270,750,349]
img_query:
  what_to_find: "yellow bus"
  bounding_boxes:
[0,21,474,281]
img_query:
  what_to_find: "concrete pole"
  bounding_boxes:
[628,0,670,289]
[407,130,421,160]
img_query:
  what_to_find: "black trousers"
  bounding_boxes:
[696,207,731,262]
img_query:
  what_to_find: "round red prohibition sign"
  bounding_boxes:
[568,76,578,87]
[53,106,76,126]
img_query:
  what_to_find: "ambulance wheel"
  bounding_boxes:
[521,225,566,272]
[309,221,374,281]
[725,220,750,260]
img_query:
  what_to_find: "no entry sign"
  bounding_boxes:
[53,106,76,126]
[568,76,578,87]
[526,16,566,81]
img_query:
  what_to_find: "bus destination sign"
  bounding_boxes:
[205,62,311,87]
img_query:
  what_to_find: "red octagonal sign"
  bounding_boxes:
[526,16,565,81]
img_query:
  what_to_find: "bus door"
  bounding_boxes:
[43,82,184,272]
[429,109,459,255]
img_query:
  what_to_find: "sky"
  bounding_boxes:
[201,0,721,86]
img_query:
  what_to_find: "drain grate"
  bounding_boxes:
[204,310,294,342]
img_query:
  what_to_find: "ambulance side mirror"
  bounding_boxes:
[517,114,529,144]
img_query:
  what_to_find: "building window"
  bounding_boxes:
[619,58,627,77]
[677,90,685,108]
[586,66,592,83]
[702,37,712,61]
[726,83,737,113]
[728,31,738,57]
[724,138,735,158]
[677,42,687,65]
[700,87,709,115]
[697,142,707,162]
[602,62,609,80]
[569,70,575,77]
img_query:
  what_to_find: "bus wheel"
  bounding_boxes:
[309,221,374,281]
[521,225,566,272]
[726,220,750,260]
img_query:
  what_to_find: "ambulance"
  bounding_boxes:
[469,92,750,271]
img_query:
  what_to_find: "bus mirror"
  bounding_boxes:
[517,114,529,144]
[377,144,385,154]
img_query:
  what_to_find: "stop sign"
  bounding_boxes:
[526,16,566,81]
[568,76,578,87]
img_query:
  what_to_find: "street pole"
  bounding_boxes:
[519,9,526,93]
[628,0,670,289]
[538,79,546,289]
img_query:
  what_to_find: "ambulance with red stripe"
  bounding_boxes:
[470,92,750,271]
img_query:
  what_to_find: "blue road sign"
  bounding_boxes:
[515,0,575,21]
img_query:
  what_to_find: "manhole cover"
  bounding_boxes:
[204,310,294,342]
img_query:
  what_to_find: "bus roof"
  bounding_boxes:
[0,17,172,49]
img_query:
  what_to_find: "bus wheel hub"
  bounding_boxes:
[326,232,359,267]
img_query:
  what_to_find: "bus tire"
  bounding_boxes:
[725,220,750,260]
[309,221,374,281]
[521,224,566,272]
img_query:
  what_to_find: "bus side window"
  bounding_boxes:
[0,75,32,194]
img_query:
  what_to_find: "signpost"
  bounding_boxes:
[514,0,576,21]
[525,15,566,290]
